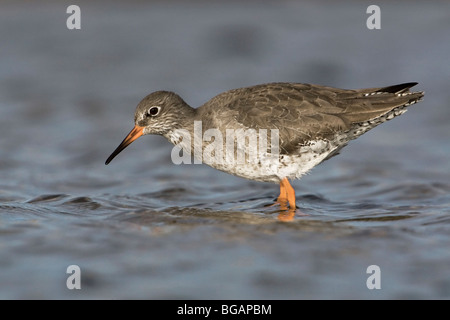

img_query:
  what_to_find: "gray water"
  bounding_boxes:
[1,0,449,299]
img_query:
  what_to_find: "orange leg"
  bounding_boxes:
[277,178,296,221]
[277,179,288,203]
[277,178,296,209]
[283,178,296,210]
[272,178,298,221]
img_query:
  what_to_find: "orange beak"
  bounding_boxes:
[105,125,144,165]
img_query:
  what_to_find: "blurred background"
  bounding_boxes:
[0,0,449,299]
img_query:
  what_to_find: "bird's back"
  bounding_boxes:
[198,82,424,154]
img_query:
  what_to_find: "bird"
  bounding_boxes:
[105,82,424,218]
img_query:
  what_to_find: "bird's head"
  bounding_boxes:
[105,91,192,165]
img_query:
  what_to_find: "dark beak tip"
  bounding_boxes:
[105,150,118,165]
[105,153,117,165]
[104,125,143,167]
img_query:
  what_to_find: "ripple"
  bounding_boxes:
[138,187,191,200]
[336,214,416,223]
[364,183,450,202]
[27,194,69,204]
[61,196,103,211]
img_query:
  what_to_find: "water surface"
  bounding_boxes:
[0,0,449,299]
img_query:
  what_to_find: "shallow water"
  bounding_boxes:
[1,0,450,299]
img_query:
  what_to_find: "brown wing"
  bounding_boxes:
[202,82,423,154]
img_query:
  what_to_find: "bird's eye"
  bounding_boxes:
[147,106,160,117]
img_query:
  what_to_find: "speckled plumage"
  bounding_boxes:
[106,82,424,210]
[124,82,423,181]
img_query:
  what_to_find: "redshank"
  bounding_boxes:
[105,82,424,215]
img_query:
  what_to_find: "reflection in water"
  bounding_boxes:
[264,199,299,222]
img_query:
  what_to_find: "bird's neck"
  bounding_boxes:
[163,103,198,145]
[177,103,198,131]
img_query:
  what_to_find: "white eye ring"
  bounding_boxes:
[147,106,161,117]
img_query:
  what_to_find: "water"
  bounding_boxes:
[1,0,450,299]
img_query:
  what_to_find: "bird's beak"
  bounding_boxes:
[105,125,144,165]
